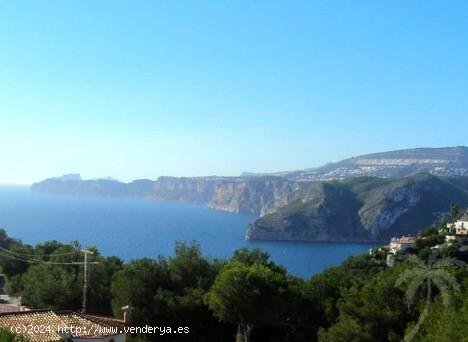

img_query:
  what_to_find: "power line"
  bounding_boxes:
[0,246,100,311]
[0,253,37,263]
[0,246,81,258]
[0,247,48,263]
[0,247,99,265]
[0,251,80,265]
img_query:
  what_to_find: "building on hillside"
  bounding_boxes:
[388,236,415,254]
[446,212,468,235]
[369,235,415,267]
[0,294,29,314]
[445,211,468,243]
[0,310,127,342]
[0,303,27,314]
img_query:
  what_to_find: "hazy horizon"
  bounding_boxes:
[1,1,468,184]
[0,144,464,186]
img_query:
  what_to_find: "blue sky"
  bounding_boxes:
[0,1,467,184]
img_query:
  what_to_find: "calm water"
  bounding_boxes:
[0,186,372,278]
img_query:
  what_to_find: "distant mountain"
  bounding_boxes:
[244,146,468,181]
[55,173,82,181]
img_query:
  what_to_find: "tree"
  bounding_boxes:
[317,318,373,342]
[16,263,82,309]
[318,264,415,342]
[87,255,123,314]
[111,258,169,324]
[111,243,231,341]
[395,254,462,341]
[168,242,217,290]
[417,280,468,341]
[450,202,460,220]
[231,248,271,266]
[305,254,384,328]
[205,261,289,342]
[0,230,35,278]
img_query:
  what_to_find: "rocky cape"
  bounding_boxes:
[246,174,468,243]
[31,146,468,243]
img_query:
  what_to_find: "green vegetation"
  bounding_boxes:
[1,215,468,341]
[248,174,468,243]
[0,236,122,314]
[0,328,28,341]
[205,251,291,342]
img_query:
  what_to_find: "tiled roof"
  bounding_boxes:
[391,236,415,244]
[74,313,127,329]
[0,310,63,341]
[0,310,126,342]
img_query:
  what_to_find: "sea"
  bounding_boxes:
[0,186,373,278]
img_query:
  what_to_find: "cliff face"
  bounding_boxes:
[30,146,468,243]
[246,174,468,242]
[208,178,315,215]
[32,173,468,243]
[246,183,370,242]
[31,176,307,215]
[142,177,222,202]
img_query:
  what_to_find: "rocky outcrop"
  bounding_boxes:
[30,178,129,198]
[140,176,223,202]
[208,177,316,215]
[246,183,370,242]
[246,174,468,242]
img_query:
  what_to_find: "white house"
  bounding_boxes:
[446,212,468,236]
[388,236,415,254]
[445,212,468,243]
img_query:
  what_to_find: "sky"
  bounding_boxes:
[0,1,467,184]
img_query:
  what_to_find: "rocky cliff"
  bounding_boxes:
[246,174,468,242]
[31,146,468,243]
[246,182,370,242]
[33,176,230,203]
[31,175,308,215]
[208,177,316,215]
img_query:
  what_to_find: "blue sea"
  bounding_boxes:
[0,186,373,278]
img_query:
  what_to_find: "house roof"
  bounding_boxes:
[390,236,415,244]
[0,310,126,341]
[0,304,25,313]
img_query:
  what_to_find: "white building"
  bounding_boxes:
[446,212,468,236]
[388,236,415,254]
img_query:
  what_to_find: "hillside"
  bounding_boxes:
[248,146,468,181]
[246,174,468,242]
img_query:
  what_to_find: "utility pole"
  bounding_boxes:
[81,249,94,313]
